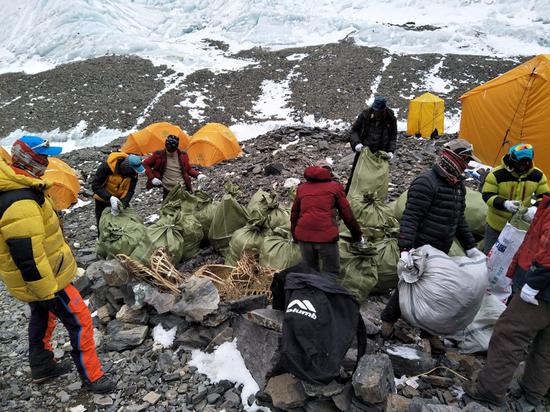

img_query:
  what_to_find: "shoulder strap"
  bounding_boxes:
[0,188,45,220]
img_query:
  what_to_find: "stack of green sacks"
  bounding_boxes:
[260,227,302,270]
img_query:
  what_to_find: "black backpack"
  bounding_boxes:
[271,265,366,384]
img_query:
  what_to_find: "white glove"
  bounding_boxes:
[520,284,539,306]
[110,196,122,215]
[525,206,537,222]
[354,143,364,152]
[466,247,484,258]
[356,236,365,246]
[151,177,162,187]
[400,250,413,268]
[504,200,521,213]
[197,173,207,180]
[388,152,394,160]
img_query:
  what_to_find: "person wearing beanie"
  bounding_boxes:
[0,136,114,393]
[142,135,205,199]
[290,161,364,276]
[379,139,479,350]
[91,151,144,230]
[481,143,549,254]
[347,95,398,192]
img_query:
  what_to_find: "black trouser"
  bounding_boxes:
[299,241,340,276]
[94,200,108,235]
[345,151,361,194]
[483,223,501,254]
[381,289,401,323]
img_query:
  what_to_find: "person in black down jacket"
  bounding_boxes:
[380,139,481,352]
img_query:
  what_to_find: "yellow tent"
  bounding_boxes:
[121,122,190,155]
[407,92,445,138]
[0,147,11,163]
[460,54,550,175]
[44,158,80,211]
[188,123,242,167]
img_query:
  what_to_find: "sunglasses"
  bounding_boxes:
[30,139,50,150]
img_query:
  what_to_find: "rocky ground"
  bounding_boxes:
[0,40,541,412]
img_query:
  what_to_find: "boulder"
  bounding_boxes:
[385,394,411,412]
[386,345,436,377]
[332,382,353,411]
[115,304,149,325]
[73,273,92,296]
[352,354,395,405]
[104,324,149,352]
[304,399,340,412]
[86,259,129,287]
[232,315,281,389]
[171,276,220,322]
[265,373,307,410]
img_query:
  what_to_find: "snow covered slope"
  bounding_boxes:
[1,0,548,74]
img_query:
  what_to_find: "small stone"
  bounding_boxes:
[207,393,221,404]
[420,406,461,412]
[461,402,492,412]
[386,345,436,377]
[93,395,113,406]
[420,375,454,388]
[143,391,162,405]
[265,373,307,409]
[246,308,284,332]
[332,382,353,411]
[305,399,340,412]
[229,295,268,314]
[115,304,149,324]
[302,380,343,398]
[223,389,241,407]
[69,406,86,412]
[57,390,70,402]
[104,324,149,351]
[352,354,395,404]
[171,276,220,322]
[96,304,111,323]
[165,389,178,401]
[402,385,420,398]
[67,381,82,392]
[385,394,412,412]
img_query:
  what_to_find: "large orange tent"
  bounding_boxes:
[459,54,550,175]
[407,92,444,138]
[187,123,242,167]
[121,122,190,155]
[44,158,80,211]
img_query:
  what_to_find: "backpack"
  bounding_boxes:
[271,265,366,384]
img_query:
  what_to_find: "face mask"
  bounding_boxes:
[514,159,532,174]
[11,140,49,177]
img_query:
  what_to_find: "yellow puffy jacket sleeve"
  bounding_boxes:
[0,199,57,300]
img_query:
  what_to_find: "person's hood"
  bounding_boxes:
[304,166,332,182]
[0,159,51,192]
[107,152,129,173]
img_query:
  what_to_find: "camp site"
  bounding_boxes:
[0,1,549,411]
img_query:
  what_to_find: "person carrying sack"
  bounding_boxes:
[143,135,206,199]
[347,95,397,193]
[91,152,144,232]
[481,143,549,253]
[0,136,114,393]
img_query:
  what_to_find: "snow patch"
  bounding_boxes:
[366,56,392,105]
[189,340,269,412]
[386,346,421,360]
[253,79,293,120]
[62,199,91,214]
[424,59,455,95]
[152,324,177,349]
[286,53,309,61]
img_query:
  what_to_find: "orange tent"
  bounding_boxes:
[121,122,190,155]
[187,123,242,167]
[460,55,550,175]
[0,147,11,163]
[44,158,80,211]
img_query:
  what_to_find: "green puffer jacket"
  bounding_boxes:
[482,156,549,231]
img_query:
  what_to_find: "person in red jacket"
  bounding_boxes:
[465,194,550,409]
[143,135,206,199]
[291,161,364,276]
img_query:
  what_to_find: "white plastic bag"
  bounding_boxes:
[398,245,488,335]
[446,293,506,354]
[486,222,527,303]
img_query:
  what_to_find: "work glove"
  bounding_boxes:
[466,247,484,259]
[110,196,122,216]
[520,284,539,306]
[355,236,365,246]
[354,143,364,152]
[388,152,394,160]
[151,177,162,187]
[504,200,521,213]
[197,173,207,180]
[525,206,537,222]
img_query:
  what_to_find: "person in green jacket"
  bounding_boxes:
[482,143,549,253]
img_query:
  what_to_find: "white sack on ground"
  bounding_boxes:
[398,245,488,335]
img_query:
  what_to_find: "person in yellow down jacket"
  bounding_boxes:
[91,151,144,232]
[482,143,549,253]
[0,136,114,392]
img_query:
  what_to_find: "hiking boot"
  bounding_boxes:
[380,321,394,339]
[31,360,72,384]
[82,375,116,394]
[464,380,505,407]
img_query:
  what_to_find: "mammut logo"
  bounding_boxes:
[286,299,317,319]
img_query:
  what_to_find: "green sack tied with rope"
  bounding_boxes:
[260,227,302,270]
[227,214,270,264]
[371,237,400,294]
[208,193,250,254]
[347,147,390,202]
[247,189,290,230]
[338,240,378,302]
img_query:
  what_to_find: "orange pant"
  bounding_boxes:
[28,283,104,382]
